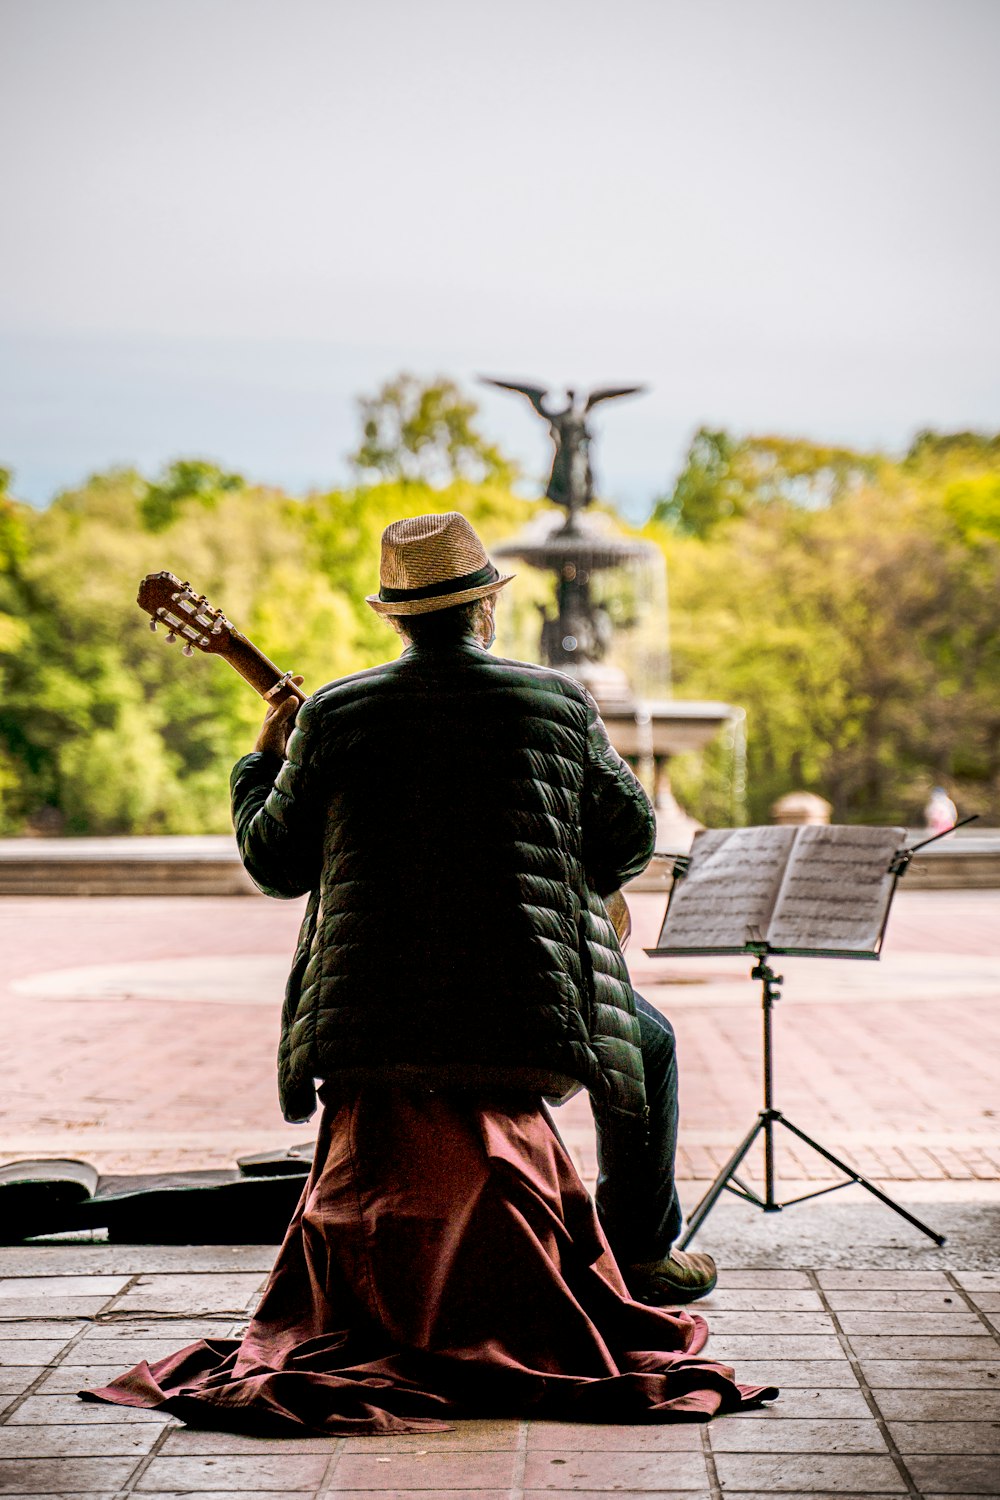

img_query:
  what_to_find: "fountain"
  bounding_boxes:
[483,378,744,853]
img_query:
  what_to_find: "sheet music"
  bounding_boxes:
[767,825,905,954]
[654,826,797,950]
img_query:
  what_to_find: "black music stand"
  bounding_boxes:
[644,821,973,1250]
[676,939,944,1248]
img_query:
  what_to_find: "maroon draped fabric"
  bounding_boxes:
[82,1089,777,1433]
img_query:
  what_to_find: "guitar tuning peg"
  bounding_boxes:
[182,642,194,657]
[149,619,157,631]
[165,631,177,644]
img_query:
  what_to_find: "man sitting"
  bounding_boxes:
[234,511,715,1305]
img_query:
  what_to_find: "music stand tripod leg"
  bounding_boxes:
[677,1113,766,1249]
[776,1115,947,1247]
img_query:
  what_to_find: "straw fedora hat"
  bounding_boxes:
[366,512,515,616]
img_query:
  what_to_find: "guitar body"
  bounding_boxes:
[137,570,631,948]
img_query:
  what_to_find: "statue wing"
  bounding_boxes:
[584,384,647,412]
[478,376,551,418]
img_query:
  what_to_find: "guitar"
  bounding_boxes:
[137,572,307,706]
[137,570,632,948]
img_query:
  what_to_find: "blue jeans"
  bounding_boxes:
[593,993,683,1266]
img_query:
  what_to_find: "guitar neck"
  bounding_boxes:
[225,631,308,702]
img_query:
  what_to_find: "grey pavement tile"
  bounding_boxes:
[0,1457,138,1494]
[709,1417,885,1452]
[0,1369,42,1395]
[6,1394,176,1424]
[713,1452,906,1491]
[973,1293,1000,1312]
[714,1270,812,1288]
[862,1361,1000,1389]
[907,1454,1000,1493]
[707,1334,844,1360]
[957,1274,1000,1292]
[521,1494,699,1500]
[847,1335,994,1360]
[0,1321,85,1340]
[329,1451,519,1490]
[342,1420,519,1452]
[0,1297,110,1318]
[0,1422,161,1457]
[524,1421,702,1450]
[701,1289,824,1311]
[72,1336,206,1361]
[889,1421,1000,1454]
[135,1453,331,1490]
[37,1365,135,1393]
[874,1391,1000,1421]
[817,1270,953,1289]
[522,1449,710,1490]
[160,1429,339,1454]
[89,1319,235,1338]
[824,1289,979,1312]
[702,1311,834,1335]
[0,1275,129,1298]
[727,1359,860,1387]
[726,1387,872,1419]
[322,1493,509,1500]
[836,1311,986,1334]
[0,1339,77,1364]
[0,1246,276,1276]
[114,1273,266,1314]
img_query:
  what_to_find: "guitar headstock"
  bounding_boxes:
[137,572,235,658]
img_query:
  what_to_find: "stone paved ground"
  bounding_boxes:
[1,1247,998,1497]
[1,886,999,1495]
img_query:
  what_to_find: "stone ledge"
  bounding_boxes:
[1,830,998,897]
[630,831,1000,891]
[0,837,255,897]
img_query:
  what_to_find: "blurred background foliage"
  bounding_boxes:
[0,384,997,835]
[652,427,1000,827]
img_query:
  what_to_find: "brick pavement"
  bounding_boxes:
[2,889,999,1496]
[1,1249,999,1497]
[1,889,998,1186]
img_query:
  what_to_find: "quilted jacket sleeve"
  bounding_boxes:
[230,696,325,899]
[581,694,656,897]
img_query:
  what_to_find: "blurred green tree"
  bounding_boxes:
[653,432,1000,824]
[0,470,30,828]
[0,422,996,836]
[141,458,246,532]
[351,373,517,486]
[653,428,881,536]
[0,465,530,834]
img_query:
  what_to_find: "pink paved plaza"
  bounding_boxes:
[1,888,997,1188]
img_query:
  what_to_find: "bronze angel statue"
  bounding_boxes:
[479,378,645,523]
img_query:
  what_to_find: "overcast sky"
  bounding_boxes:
[2,0,997,514]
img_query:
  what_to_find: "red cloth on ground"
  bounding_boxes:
[82,1089,777,1433]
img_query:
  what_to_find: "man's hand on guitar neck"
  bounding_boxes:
[255,678,305,757]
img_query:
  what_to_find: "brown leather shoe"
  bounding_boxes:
[626,1249,718,1305]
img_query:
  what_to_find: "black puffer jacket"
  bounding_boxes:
[231,639,656,1124]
